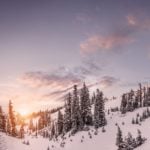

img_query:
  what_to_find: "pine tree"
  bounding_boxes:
[45,110,51,127]
[63,93,72,133]
[116,126,123,146]
[127,90,134,111]
[134,95,139,109]
[8,100,17,136]
[29,118,34,132]
[136,116,139,124]
[71,85,83,134]
[136,129,143,146]
[51,122,55,139]
[126,132,134,147]
[143,87,147,107]
[139,83,142,107]
[132,118,135,124]
[94,89,106,129]
[120,94,127,114]
[6,117,11,135]
[38,115,44,130]
[91,92,96,104]
[35,122,38,136]
[0,106,6,132]
[80,83,92,126]
[19,124,24,138]
[57,110,63,135]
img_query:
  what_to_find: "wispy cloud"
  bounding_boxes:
[100,76,119,88]
[80,14,150,54]
[87,76,119,89]
[19,71,82,88]
[80,33,134,54]
[127,14,150,30]
[43,86,73,98]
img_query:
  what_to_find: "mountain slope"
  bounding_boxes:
[1,99,150,150]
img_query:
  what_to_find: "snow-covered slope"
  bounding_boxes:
[1,100,150,150]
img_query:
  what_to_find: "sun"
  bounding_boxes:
[18,108,29,116]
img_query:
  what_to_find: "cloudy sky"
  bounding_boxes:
[1,0,150,112]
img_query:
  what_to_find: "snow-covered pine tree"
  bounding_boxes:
[125,132,134,148]
[143,86,147,107]
[8,100,17,137]
[38,117,43,130]
[80,83,92,126]
[139,83,142,107]
[57,110,63,135]
[91,92,96,105]
[120,94,127,114]
[71,85,83,134]
[144,87,150,106]
[94,89,106,128]
[128,90,134,111]
[127,92,133,112]
[0,106,6,132]
[19,124,24,139]
[45,110,51,127]
[29,118,34,132]
[35,122,38,136]
[134,94,139,109]
[63,93,72,133]
[6,117,11,135]
[51,122,55,139]
[136,129,143,146]
[116,126,123,147]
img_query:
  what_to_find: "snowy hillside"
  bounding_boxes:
[1,99,150,150]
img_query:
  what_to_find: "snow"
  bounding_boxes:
[1,99,150,150]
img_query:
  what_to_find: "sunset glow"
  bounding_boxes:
[0,0,150,112]
[18,108,30,116]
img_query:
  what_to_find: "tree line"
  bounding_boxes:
[51,83,106,138]
[120,83,150,114]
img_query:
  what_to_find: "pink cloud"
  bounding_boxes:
[126,15,137,26]
[80,34,134,53]
[127,14,150,30]
[19,71,81,88]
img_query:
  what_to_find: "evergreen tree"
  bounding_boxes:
[51,122,55,139]
[57,110,63,135]
[126,132,134,147]
[45,110,51,126]
[71,85,83,134]
[0,106,6,132]
[139,83,142,107]
[136,116,139,124]
[136,129,143,146]
[132,118,135,124]
[63,93,72,133]
[29,118,34,132]
[19,124,24,138]
[94,89,106,129]
[127,90,134,111]
[6,117,11,135]
[91,92,96,104]
[134,95,139,109]
[80,83,92,125]
[38,117,43,130]
[8,100,17,136]
[35,122,38,136]
[120,94,127,114]
[116,126,123,146]
[143,87,147,106]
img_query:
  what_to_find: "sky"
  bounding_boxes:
[1,0,150,113]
